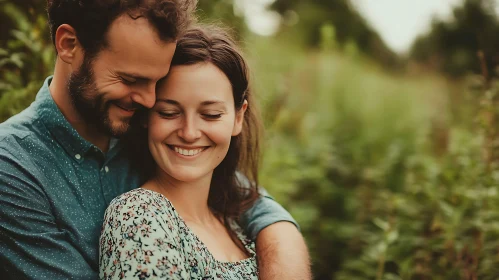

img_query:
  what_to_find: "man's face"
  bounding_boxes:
[68,15,177,137]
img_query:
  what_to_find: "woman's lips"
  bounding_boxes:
[167,145,209,157]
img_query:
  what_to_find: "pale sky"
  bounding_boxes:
[242,0,499,54]
[240,0,281,36]
[351,0,462,53]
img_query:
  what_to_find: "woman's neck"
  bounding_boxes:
[145,171,215,224]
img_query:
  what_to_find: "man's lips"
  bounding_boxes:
[112,102,144,117]
[114,103,136,112]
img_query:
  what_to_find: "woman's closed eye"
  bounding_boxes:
[156,110,224,120]
[202,113,223,120]
[158,111,180,118]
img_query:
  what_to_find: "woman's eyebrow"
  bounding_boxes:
[155,99,227,109]
[155,98,179,105]
[200,100,226,107]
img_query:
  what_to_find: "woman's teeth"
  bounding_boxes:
[174,147,203,156]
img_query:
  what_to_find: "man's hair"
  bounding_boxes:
[47,0,197,56]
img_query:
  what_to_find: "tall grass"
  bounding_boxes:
[246,35,499,279]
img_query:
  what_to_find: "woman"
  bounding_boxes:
[99,25,261,279]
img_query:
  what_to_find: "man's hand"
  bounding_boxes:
[256,221,312,280]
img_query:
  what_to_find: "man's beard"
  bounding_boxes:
[67,57,137,138]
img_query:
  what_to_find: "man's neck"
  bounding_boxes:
[49,61,110,152]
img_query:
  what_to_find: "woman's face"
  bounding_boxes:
[148,62,247,183]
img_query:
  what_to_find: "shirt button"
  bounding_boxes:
[105,166,109,173]
[75,154,81,160]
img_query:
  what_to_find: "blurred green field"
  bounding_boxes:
[246,36,499,279]
[3,1,499,279]
[250,37,499,279]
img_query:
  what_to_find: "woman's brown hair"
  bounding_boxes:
[169,25,262,227]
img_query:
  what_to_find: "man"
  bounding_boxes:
[0,0,311,279]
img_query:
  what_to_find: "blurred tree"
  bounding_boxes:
[196,0,246,36]
[410,0,499,78]
[269,0,400,69]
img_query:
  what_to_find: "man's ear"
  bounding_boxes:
[54,24,81,64]
[232,99,248,136]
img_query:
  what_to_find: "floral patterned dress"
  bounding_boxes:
[99,188,258,279]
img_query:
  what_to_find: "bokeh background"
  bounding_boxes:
[2,0,499,279]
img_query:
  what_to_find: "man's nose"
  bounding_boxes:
[131,84,156,109]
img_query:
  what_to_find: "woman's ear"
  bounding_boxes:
[54,24,81,64]
[232,99,248,136]
[139,111,149,129]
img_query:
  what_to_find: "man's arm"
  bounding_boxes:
[0,148,96,279]
[257,222,312,280]
[240,191,312,279]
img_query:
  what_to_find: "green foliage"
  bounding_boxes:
[246,27,499,279]
[0,0,54,121]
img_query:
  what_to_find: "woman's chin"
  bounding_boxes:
[159,166,213,185]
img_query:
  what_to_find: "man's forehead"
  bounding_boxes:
[106,14,167,51]
[97,14,176,80]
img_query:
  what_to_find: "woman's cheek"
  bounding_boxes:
[148,116,170,142]
[208,120,236,145]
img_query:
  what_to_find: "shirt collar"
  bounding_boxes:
[37,76,101,163]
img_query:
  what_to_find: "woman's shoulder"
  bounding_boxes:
[108,188,171,210]
[104,188,179,229]
[100,189,190,279]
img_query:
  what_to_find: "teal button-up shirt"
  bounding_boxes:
[0,77,297,279]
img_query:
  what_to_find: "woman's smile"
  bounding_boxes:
[167,144,210,158]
